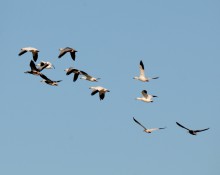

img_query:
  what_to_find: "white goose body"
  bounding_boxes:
[18,47,39,62]
[89,86,110,100]
[134,60,159,82]
[136,90,157,103]
[133,117,166,133]
[80,72,100,82]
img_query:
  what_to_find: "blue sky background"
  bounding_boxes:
[1,0,220,174]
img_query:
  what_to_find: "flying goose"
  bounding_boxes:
[24,60,48,76]
[37,61,55,69]
[133,60,159,82]
[133,117,166,133]
[176,122,209,135]
[40,74,62,86]
[136,90,158,103]
[80,72,100,82]
[89,86,110,100]
[64,67,87,82]
[58,47,77,61]
[18,47,39,62]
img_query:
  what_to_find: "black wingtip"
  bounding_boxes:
[80,71,87,75]
[153,77,159,79]
[176,122,181,127]
[91,90,99,96]
[133,117,137,122]
[99,93,105,100]
[140,60,144,69]
[159,127,166,130]
[70,52,76,61]
[142,90,147,94]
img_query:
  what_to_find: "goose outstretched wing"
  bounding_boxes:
[32,52,38,62]
[139,60,146,77]
[141,90,149,99]
[176,122,190,131]
[195,128,209,133]
[40,74,52,82]
[30,60,38,71]
[18,49,27,56]
[133,117,147,130]
[58,47,72,58]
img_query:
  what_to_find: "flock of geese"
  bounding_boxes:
[18,46,210,136]
[19,46,109,99]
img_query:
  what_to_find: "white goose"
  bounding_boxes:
[37,61,55,69]
[133,60,159,82]
[80,72,100,82]
[18,47,39,62]
[58,47,77,61]
[89,86,110,100]
[64,67,87,82]
[136,90,157,103]
[133,117,166,133]
[24,60,48,76]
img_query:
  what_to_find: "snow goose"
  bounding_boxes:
[136,90,157,103]
[80,72,100,82]
[58,47,77,61]
[37,61,55,69]
[24,60,48,76]
[89,86,110,100]
[133,117,166,133]
[176,122,209,135]
[133,60,159,82]
[64,67,87,82]
[18,47,39,62]
[40,74,62,86]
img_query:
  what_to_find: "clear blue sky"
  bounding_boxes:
[1,0,219,174]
